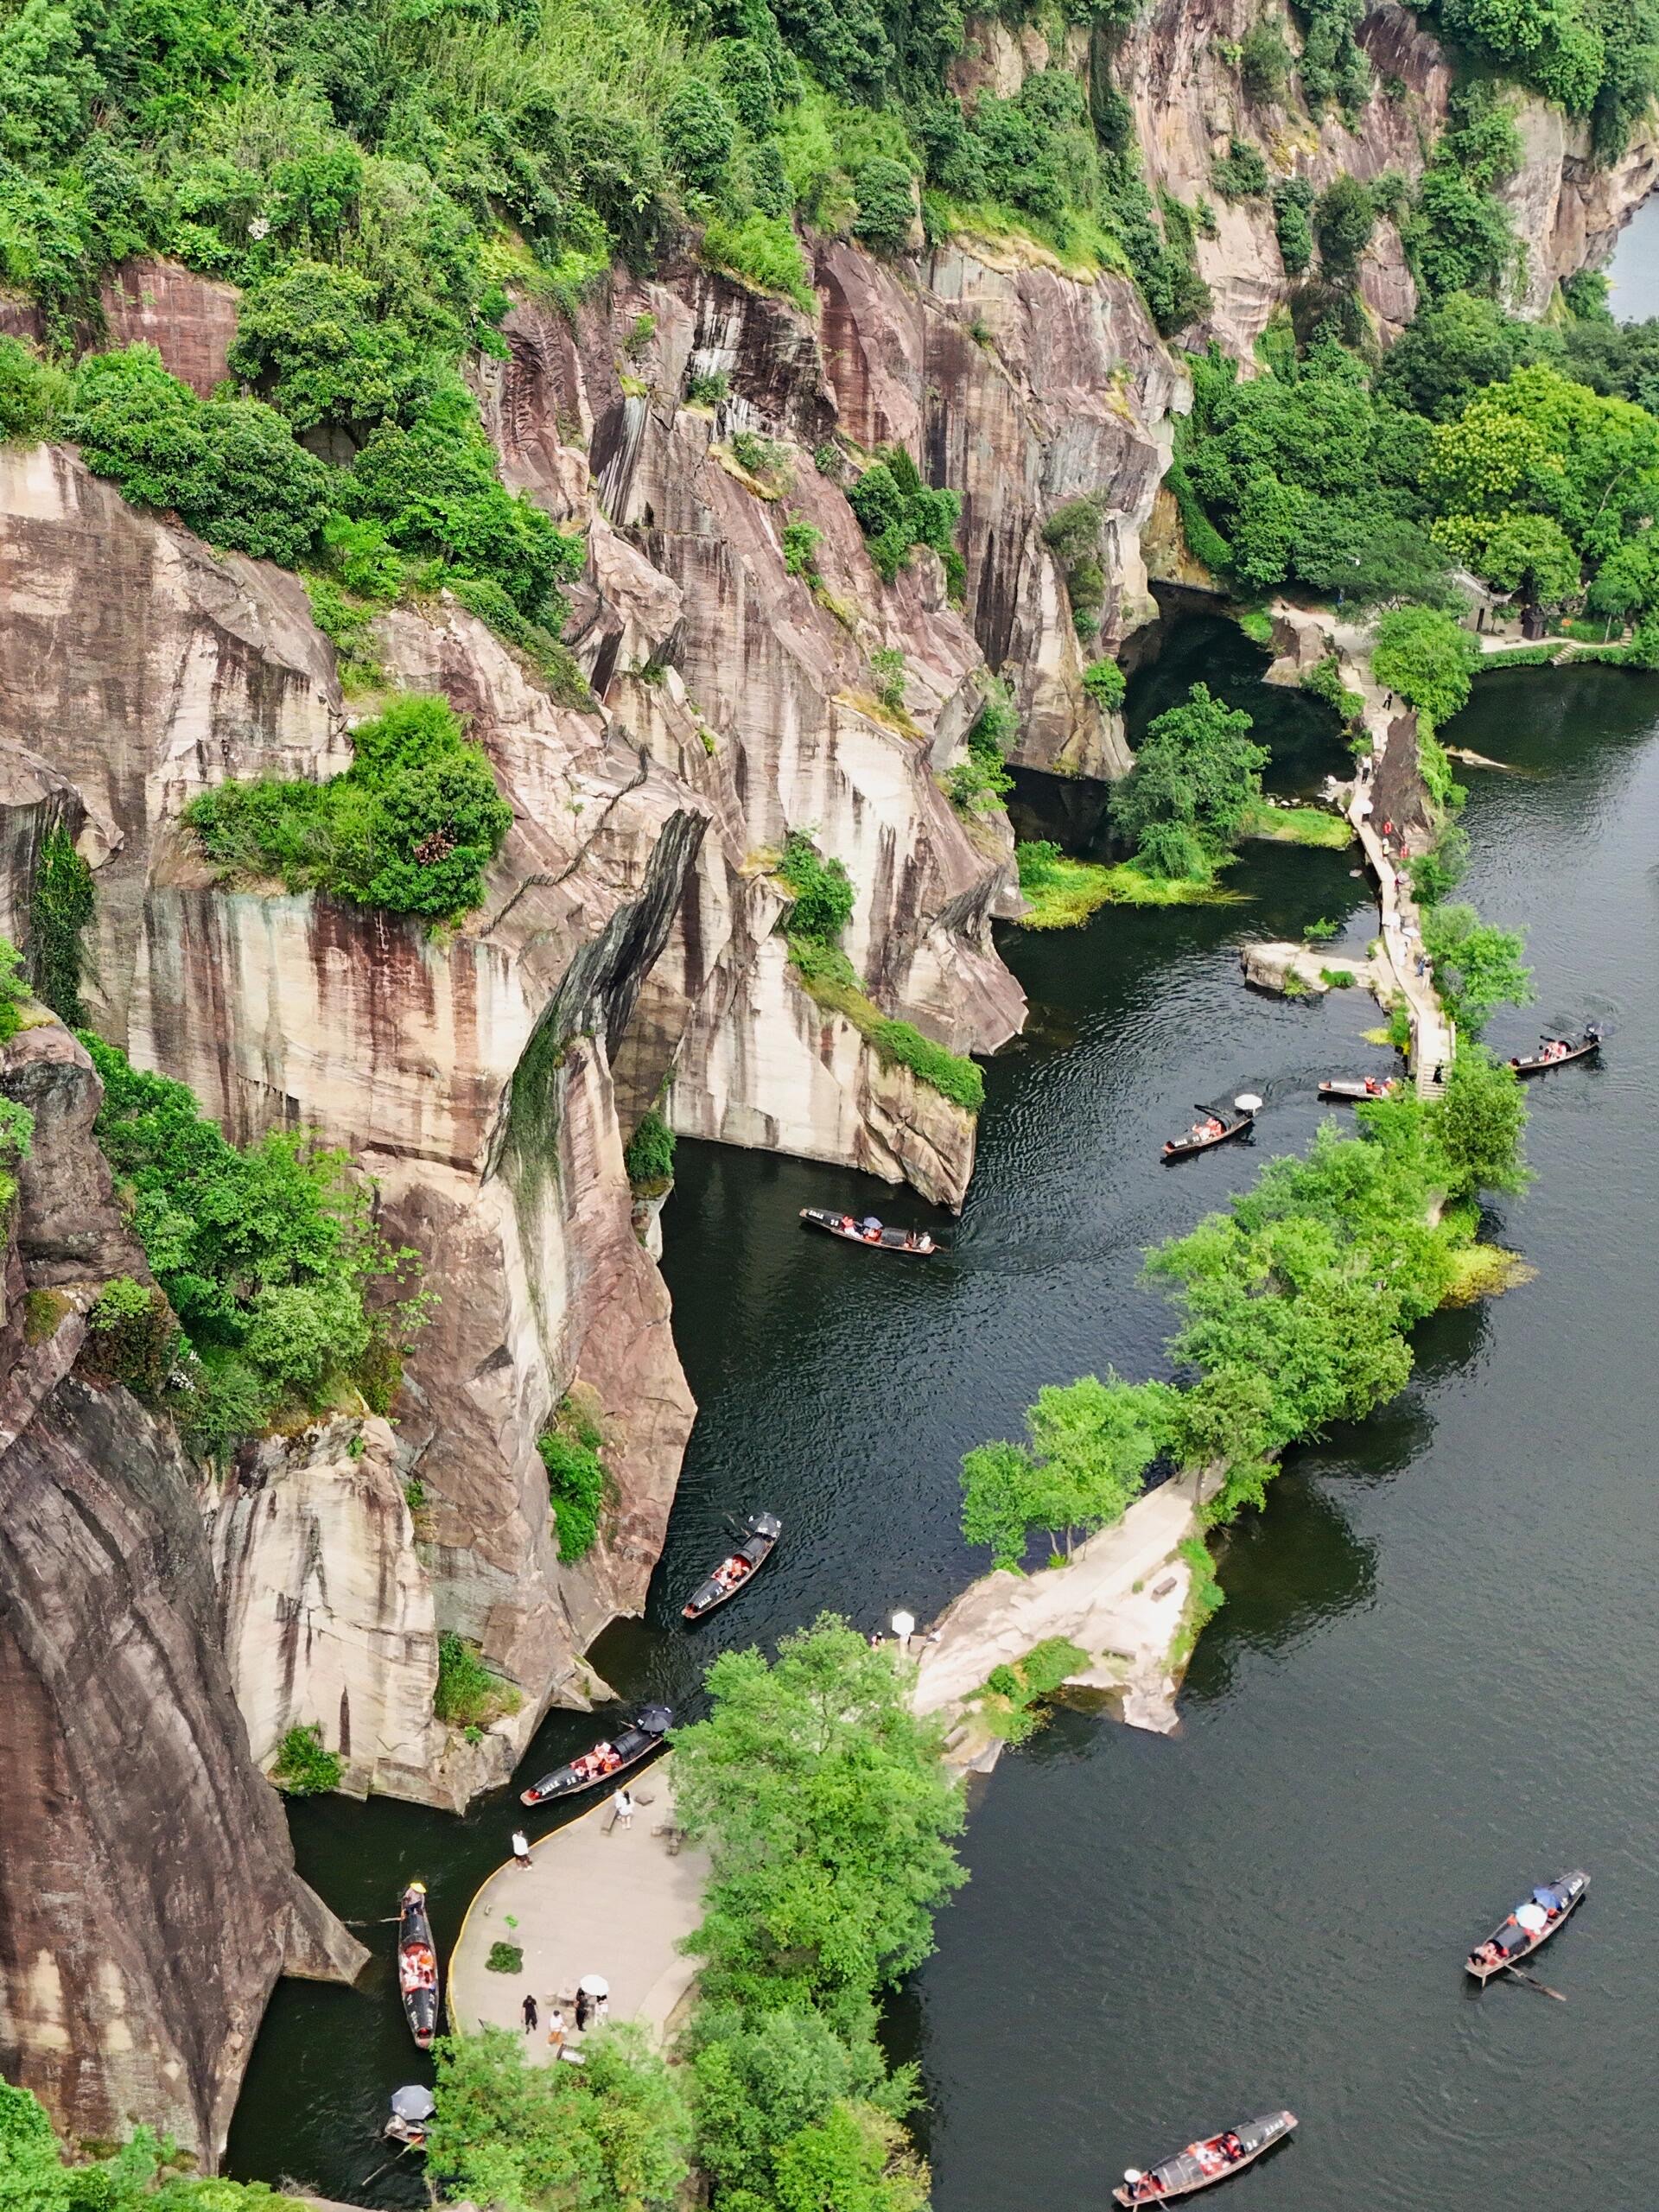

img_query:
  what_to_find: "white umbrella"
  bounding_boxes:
[391,2084,436,2123]
[1234,1093,1263,1113]
[1516,1902,1548,1934]
[577,1973,610,1997]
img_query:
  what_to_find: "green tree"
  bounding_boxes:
[772,2101,928,2212]
[671,1615,966,2007]
[227,261,433,433]
[960,1373,1171,1567]
[1111,681,1267,875]
[427,2024,690,2212]
[1314,175,1374,282]
[1421,902,1534,1036]
[1370,605,1481,728]
[662,78,736,194]
[1479,510,1580,608]
[1435,1045,1530,1197]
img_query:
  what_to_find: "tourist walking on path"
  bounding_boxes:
[613,1788,633,1829]
[546,2004,566,2055]
[522,1992,538,2033]
[512,1828,532,1866]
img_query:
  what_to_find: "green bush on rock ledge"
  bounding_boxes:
[186,692,512,924]
[435,1631,522,1732]
[271,1720,343,1796]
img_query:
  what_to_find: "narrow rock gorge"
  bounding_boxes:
[0,0,1655,2174]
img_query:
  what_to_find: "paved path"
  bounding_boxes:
[448,1756,710,2060]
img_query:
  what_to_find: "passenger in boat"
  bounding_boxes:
[1221,2133,1244,2164]
[841,1214,858,1234]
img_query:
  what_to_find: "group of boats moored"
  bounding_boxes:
[1113,1866,1590,2200]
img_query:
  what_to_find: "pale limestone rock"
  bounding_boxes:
[207,1416,448,1803]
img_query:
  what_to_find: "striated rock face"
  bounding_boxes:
[0,443,702,1789]
[0,1018,364,2165]
[207,1416,449,1805]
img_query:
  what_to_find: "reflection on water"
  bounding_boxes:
[229,632,1659,2212]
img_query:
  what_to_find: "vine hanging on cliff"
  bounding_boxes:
[29,825,93,1026]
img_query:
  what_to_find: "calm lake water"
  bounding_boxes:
[230,626,1659,2212]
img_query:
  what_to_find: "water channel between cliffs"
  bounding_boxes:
[230,621,1659,2212]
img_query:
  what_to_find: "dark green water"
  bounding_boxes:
[230,632,1659,2211]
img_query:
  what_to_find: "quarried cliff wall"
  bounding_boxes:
[0,1020,364,2165]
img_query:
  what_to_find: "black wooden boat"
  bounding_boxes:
[1509,1027,1600,1077]
[683,1512,782,1620]
[800,1207,939,1254]
[1317,1076,1400,1103]
[1465,1868,1588,1982]
[396,1882,440,2050]
[1113,2111,1297,2203]
[519,1704,672,1806]
[1163,1099,1257,1161]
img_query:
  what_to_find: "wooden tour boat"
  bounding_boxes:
[1113,2111,1298,2203]
[1465,1869,1588,1983]
[396,1883,440,2050]
[1163,1096,1260,1162]
[800,1207,939,1254]
[684,1512,782,1620]
[1508,1027,1601,1077]
[1317,1076,1401,1103]
[520,1704,672,1807]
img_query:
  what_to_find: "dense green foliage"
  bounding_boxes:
[187,693,512,922]
[1081,655,1127,711]
[434,1630,521,1732]
[625,1105,677,1191]
[537,1401,607,1561]
[1371,605,1481,727]
[674,1615,960,2212]
[270,1720,343,1796]
[962,1073,1531,1554]
[81,1031,420,1451]
[28,825,93,1024]
[0,2075,311,2207]
[973,1636,1091,1741]
[776,830,855,944]
[1420,901,1534,1035]
[942,684,1015,813]
[961,1373,1173,1568]
[848,445,963,591]
[1111,681,1268,883]
[429,2024,690,2212]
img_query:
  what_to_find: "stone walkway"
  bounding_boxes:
[448,1756,710,2060]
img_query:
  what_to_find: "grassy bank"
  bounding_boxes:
[1014,841,1242,924]
[1238,801,1355,849]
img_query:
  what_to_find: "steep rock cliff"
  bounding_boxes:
[0,442,702,1791]
[0,1020,364,2165]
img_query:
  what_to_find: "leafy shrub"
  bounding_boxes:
[271,1720,342,1796]
[1272,177,1314,275]
[1315,175,1375,282]
[663,79,736,194]
[228,262,435,436]
[538,1428,606,1560]
[66,346,332,568]
[1211,139,1270,200]
[852,156,916,252]
[485,1942,524,1974]
[28,823,92,1022]
[1241,19,1292,99]
[730,429,793,489]
[868,645,907,710]
[435,1630,521,1731]
[1298,0,1372,115]
[944,688,1015,813]
[83,1273,176,1395]
[80,1030,418,1453]
[701,211,814,311]
[776,830,855,943]
[848,446,962,585]
[187,692,512,922]
[625,1106,677,1192]
[0,334,67,439]
[1081,656,1127,711]
[782,518,823,578]
[686,369,730,407]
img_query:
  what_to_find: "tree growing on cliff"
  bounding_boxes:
[671,1615,966,2008]
[1111,683,1268,880]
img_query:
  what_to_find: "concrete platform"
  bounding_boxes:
[448,1757,710,2058]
